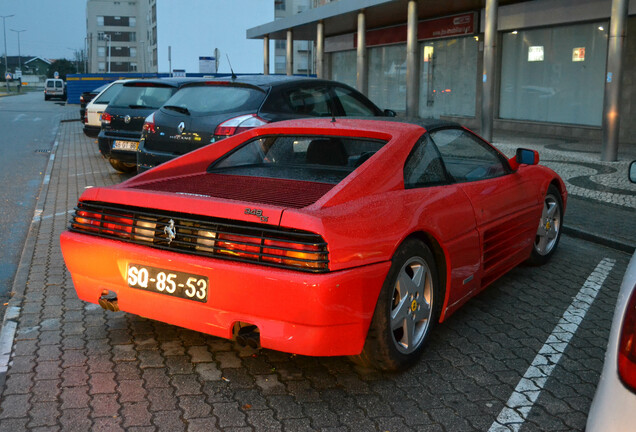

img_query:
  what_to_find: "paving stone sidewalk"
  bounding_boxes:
[0,112,632,431]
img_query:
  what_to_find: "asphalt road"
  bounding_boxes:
[0,92,70,305]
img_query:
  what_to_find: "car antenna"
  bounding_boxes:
[226,54,237,80]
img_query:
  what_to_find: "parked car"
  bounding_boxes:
[98,77,204,173]
[586,160,636,431]
[137,75,395,173]
[44,78,66,101]
[60,118,566,371]
[83,80,127,137]
[80,83,109,122]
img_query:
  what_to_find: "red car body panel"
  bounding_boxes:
[60,119,567,356]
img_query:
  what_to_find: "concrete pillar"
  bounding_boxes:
[357,10,368,95]
[406,0,419,117]
[481,0,498,142]
[286,29,294,76]
[316,21,324,79]
[263,35,270,75]
[601,0,628,161]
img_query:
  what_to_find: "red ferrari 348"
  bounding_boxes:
[60,118,566,370]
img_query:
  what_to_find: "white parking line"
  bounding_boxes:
[489,257,616,432]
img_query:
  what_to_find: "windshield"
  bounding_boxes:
[94,82,124,105]
[109,84,176,109]
[209,135,386,184]
[162,85,266,116]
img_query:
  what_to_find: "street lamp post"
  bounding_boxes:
[104,34,111,73]
[1,14,14,92]
[10,29,25,88]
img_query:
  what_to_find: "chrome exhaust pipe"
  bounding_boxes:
[235,325,260,349]
[98,290,119,312]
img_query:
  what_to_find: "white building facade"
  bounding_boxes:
[86,0,158,73]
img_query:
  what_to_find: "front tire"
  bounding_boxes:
[109,159,137,173]
[354,239,441,371]
[528,184,563,266]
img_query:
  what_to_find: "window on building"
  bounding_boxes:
[499,21,608,126]
[368,44,407,112]
[130,17,136,27]
[130,48,137,58]
[130,62,137,71]
[330,50,356,89]
[97,16,104,26]
[98,47,106,57]
[418,36,478,118]
[98,62,106,72]
[275,0,286,11]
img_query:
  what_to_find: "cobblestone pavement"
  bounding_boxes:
[0,109,633,431]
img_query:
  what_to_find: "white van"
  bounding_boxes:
[44,78,66,100]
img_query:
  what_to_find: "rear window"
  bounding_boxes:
[55,81,63,88]
[109,84,176,109]
[94,82,124,104]
[209,135,386,184]
[161,85,266,115]
[46,80,56,88]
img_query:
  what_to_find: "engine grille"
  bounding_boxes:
[69,201,329,273]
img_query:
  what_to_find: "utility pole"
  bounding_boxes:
[104,34,111,73]
[1,14,14,92]
[11,29,25,92]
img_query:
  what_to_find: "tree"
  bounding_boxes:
[47,59,77,80]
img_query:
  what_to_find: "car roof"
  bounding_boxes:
[187,74,355,90]
[122,77,208,88]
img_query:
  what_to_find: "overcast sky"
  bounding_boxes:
[0,0,273,74]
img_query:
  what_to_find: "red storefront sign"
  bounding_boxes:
[361,12,477,48]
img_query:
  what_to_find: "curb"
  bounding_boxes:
[563,225,635,254]
[0,124,61,394]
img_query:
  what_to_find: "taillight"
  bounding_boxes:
[101,112,113,125]
[214,114,268,137]
[143,112,156,134]
[262,239,326,270]
[618,287,636,392]
[72,210,133,238]
[80,95,85,103]
[84,109,88,124]
[216,233,260,259]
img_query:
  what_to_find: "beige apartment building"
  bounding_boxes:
[86,0,158,73]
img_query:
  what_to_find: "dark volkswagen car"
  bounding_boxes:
[98,78,204,173]
[137,75,395,172]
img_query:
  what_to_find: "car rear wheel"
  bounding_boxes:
[353,239,440,371]
[528,184,563,266]
[109,159,137,174]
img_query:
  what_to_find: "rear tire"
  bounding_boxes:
[353,238,441,371]
[109,159,137,174]
[527,184,563,266]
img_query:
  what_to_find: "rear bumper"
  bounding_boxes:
[136,143,174,173]
[83,124,100,138]
[60,231,390,356]
[98,131,140,163]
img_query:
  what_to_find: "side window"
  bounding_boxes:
[332,86,377,116]
[430,128,509,183]
[404,134,449,188]
[285,87,332,116]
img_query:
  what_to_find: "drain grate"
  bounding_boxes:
[35,149,51,154]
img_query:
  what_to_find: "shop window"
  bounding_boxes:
[368,44,407,112]
[419,36,478,118]
[499,21,608,126]
[330,50,356,89]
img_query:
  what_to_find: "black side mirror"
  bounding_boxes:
[629,160,636,183]
[383,109,397,117]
